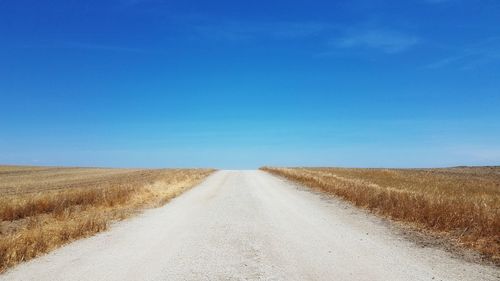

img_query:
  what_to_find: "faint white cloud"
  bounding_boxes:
[17,41,148,53]
[425,0,451,3]
[62,42,146,53]
[333,29,419,53]
[426,55,462,68]
[427,37,500,69]
[193,21,336,41]
[117,0,162,7]
[192,21,420,56]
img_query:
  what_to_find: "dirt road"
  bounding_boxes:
[1,170,498,280]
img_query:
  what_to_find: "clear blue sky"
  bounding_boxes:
[1,0,499,169]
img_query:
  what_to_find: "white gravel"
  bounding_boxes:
[1,170,498,281]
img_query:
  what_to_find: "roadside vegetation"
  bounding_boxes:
[261,166,500,264]
[0,166,213,272]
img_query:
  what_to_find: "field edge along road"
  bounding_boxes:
[0,166,214,272]
[260,166,500,265]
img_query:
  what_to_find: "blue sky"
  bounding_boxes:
[1,0,499,169]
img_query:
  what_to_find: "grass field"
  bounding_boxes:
[261,166,500,264]
[0,166,214,272]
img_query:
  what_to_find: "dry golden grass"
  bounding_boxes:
[0,166,214,272]
[261,166,500,264]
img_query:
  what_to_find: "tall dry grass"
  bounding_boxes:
[261,167,500,264]
[0,166,213,272]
